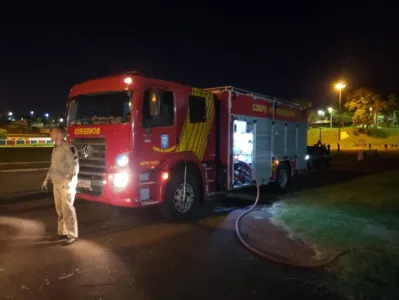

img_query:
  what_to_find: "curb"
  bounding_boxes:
[0,161,50,166]
[0,168,48,173]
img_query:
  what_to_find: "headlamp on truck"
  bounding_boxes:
[114,172,129,188]
[116,153,129,167]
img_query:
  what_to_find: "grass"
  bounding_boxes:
[272,170,399,299]
[308,127,399,149]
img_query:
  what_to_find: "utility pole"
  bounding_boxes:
[338,88,342,141]
[335,83,346,141]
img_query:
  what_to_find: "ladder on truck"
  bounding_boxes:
[204,86,300,108]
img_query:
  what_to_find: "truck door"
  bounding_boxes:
[138,87,176,166]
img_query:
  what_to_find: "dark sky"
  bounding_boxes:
[0,2,397,115]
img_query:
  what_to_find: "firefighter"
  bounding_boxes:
[41,126,79,245]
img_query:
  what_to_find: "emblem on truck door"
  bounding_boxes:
[160,134,169,149]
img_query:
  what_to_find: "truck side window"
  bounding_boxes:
[143,89,174,128]
[189,95,206,123]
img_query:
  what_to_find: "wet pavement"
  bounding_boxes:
[237,208,323,266]
[0,197,337,300]
[1,152,398,299]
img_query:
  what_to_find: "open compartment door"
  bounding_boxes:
[232,116,254,188]
[253,118,272,185]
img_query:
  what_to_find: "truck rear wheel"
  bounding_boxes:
[274,164,291,192]
[161,172,201,221]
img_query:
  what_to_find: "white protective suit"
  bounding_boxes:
[44,141,79,238]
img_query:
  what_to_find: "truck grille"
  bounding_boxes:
[72,138,106,196]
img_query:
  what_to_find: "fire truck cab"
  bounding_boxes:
[66,72,308,220]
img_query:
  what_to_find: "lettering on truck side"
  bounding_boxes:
[276,108,296,117]
[74,127,101,135]
[252,104,268,114]
[140,160,160,166]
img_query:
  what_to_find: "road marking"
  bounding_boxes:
[0,168,48,173]
[0,161,50,166]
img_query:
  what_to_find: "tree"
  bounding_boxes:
[0,128,7,139]
[292,98,312,109]
[332,110,353,126]
[307,110,318,124]
[385,94,399,127]
[345,88,392,129]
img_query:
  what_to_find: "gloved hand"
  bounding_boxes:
[41,180,48,192]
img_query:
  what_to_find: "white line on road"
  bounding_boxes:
[0,168,48,173]
[0,161,50,166]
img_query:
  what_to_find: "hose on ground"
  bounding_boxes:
[234,164,345,268]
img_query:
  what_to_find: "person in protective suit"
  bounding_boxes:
[42,126,79,245]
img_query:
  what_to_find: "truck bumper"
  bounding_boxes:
[76,170,166,208]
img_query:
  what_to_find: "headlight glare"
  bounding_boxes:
[114,172,129,188]
[116,153,129,167]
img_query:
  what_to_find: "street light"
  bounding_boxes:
[335,82,346,140]
[327,107,333,128]
[336,83,345,90]
[30,111,34,116]
[8,111,13,116]
[317,110,325,116]
[44,113,49,118]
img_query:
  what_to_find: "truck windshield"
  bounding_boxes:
[68,91,131,125]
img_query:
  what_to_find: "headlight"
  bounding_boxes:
[114,172,129,188]
[305,154,310,160]
[116,153,129,167]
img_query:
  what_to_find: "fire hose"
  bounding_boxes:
[234,163,346,268]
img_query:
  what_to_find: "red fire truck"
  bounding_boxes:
[66,72,308,220]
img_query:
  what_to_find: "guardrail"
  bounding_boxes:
[0,138,53,146]
[7,133,50,138]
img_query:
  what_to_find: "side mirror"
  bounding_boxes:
[149,87,161,117]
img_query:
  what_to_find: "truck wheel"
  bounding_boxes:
[274,164,291,192]
[162,172,201,221]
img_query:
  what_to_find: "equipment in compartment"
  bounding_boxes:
[233,119,254,188]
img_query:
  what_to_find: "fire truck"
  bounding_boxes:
[66,72,308,220]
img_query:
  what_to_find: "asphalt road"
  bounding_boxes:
[0,169,47,196]
[0,199,334,300]
[0,148,50,196]
[0,147,51,163]
[1,153,398,299]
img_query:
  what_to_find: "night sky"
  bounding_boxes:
[0,2,397,115]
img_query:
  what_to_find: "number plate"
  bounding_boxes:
[78,179,92,190]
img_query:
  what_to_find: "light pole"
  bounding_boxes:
[328,107,333,128]
[335,83,346,140]
[316,110,325,141]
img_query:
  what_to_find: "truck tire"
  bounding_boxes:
[274,163,291,192]
[161,172,201,221]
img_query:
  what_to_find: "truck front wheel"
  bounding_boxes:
[162,172,201,221]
